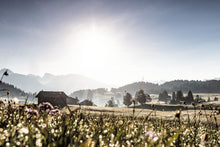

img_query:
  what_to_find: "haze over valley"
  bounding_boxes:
[1,68,220,106]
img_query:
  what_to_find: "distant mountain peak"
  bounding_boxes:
[0,68,110,94]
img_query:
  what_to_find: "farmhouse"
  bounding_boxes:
[36,91,78,108]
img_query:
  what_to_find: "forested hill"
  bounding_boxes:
[114,80,220,95]
[0,82,27,98]
[160,80,220,93]
[113,82,159,94]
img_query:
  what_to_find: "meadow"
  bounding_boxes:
[0,100,220,147]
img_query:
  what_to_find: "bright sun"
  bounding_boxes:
[63,24,124,82]
[71,25,120,67]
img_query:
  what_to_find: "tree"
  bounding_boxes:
[195,95,200,102]
[207,97,211,102]
[158,90,169,101]
[186,90,194,103]
[176,90,183,101]
[123,92,132,107]
[136,89,146,105]
[172,92,176,101]
[170,92,177,104]
[105,97,115,107]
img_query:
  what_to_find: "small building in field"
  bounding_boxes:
[80,99,94,106]
[66,97,79,105]
[36,91,78,108]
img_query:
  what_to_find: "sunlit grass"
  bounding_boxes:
[0,101,219,146]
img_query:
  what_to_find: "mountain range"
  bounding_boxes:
[0,68,109,94]
[1,68,220,97]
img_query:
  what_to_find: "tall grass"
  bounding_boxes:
[0,101,219,146]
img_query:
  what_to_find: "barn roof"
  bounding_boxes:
[80,99,94,106]
[36,91,68,98]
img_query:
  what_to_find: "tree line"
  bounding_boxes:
[115,80,220,95]
[0,82,27,98]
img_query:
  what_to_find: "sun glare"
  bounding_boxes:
[63,24,124,82]
[70,25,120,67]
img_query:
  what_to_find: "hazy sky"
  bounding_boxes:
[1,0,220,86]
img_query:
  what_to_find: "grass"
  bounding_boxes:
[0,101,220,146]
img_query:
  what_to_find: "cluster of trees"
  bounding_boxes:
[158,90,170,102]
[106,89,212,107]
[135,90,152,104]
[162,80,220,93]
[170,90,194,104]
[112,80,220,95]
[157,90,196,104]
[123,89,152,107]
[70,80,220,107]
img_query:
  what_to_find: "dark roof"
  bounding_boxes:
[36,91,68,98]
[66,97,79,105]
[80,99,93,106]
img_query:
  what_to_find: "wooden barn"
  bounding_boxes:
[36,91,78,108]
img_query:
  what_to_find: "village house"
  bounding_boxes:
[36,91,78,108]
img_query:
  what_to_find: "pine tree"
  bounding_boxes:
[123,92,132,107]
[187,90,194,103]
[176,90,183,102]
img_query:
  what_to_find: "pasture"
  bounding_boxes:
[0,96,220,146]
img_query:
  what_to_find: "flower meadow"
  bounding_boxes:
[0,101,220,147]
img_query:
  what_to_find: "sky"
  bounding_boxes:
[0,0,220,87]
